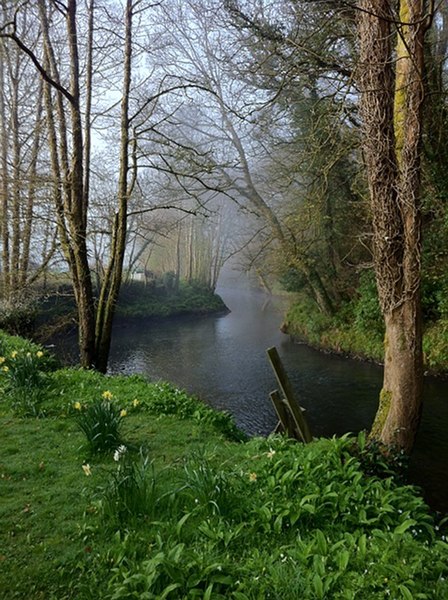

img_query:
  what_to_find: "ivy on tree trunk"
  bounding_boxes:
[358,0,431,452]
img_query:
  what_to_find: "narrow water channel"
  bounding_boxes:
[54,284,448,512]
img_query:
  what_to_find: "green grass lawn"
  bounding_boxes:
[1,330,448,599]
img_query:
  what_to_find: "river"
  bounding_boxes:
[54,284,448,512]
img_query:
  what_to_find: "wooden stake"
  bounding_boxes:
[266,346,312,443]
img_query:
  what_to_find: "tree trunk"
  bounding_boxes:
[66,0,96,367]
[370,300,423,449]
[0,43,11,297]
[358,0,429,452]
[95,0,133,372]
[38,0,96,367]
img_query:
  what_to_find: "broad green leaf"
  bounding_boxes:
[394,519,417,535]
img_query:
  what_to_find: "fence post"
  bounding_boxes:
[266,346,312,443]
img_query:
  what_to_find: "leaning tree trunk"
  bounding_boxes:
[358,0,429,452]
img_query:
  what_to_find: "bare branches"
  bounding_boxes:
[0,10,75,104]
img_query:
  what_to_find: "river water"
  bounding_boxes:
[54,284,448,512]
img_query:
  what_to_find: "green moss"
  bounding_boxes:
[370,388,392,440]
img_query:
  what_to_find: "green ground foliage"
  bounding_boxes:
[1,331,448,599]
[283,270,448,374]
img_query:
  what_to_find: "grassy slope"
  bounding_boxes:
[1,331,448,599]
[283,300,448,374]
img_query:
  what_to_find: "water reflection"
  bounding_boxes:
[58,285,448,512]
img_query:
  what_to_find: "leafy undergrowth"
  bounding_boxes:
[1,330,448,599]
[283,300,385,363]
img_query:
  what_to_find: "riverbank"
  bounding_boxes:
[282,298,448,377]
[1,330,448,598]
[31,280,228,342]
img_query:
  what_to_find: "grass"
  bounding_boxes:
[1,329,448,599]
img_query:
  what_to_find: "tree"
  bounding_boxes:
[1,0,139,371]
[0,4,57,310]
[142,0,358,313]
[357,0,434,452]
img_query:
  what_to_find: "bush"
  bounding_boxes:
[99,436,448,600]
[0,301,36,336]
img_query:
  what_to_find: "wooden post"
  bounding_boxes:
[270,390,289,436]
[266,346,313,443]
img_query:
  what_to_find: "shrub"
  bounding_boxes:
[100,436,448,600]
[0,301,36,336]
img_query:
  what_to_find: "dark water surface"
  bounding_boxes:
[55,285,448,512]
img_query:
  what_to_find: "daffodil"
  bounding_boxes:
[82,464,92,476]
[266,449,276,459]
[2,365,9,373]
[249,472,257,482]
[74,401,82,410]
[132,398,140,408]
[0,357,5,364]
[11,350,18,359]
[102,390,113,400]
[36,351,44,358]
[113,445,127,461]
[120,409,127,417]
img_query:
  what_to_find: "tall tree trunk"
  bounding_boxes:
[10,51,21,297]
[358,0,429,452]
[38,0,96,366]
[20,80,44,288]
[95,0,133,372]
[0,43,11,297]
[65,0,96,367]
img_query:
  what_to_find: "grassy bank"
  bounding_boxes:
[115,280,227,319]
[283,298,448,375]
[1,280,227,340]
[1,331,448,599]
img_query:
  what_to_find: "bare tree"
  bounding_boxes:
[1,0,142,370]
[0,5,57,309]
